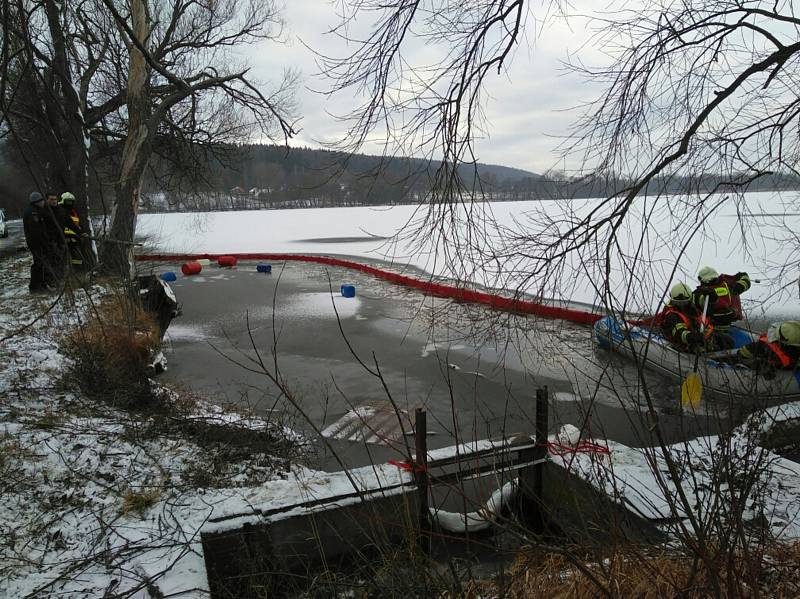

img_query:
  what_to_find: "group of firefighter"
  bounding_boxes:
[656,267,800,378]
[22,190,88,293]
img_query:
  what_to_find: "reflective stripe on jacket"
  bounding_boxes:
[695,273,750,326]
[656,305,712,346]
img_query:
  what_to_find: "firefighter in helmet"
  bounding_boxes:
[656,282,712,352]
[736,321,800,380]
[693,266,751,349]
[59,191,85,270]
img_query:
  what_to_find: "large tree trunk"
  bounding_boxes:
[103,0,151,279]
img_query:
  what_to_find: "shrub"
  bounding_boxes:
[62,293,163,410]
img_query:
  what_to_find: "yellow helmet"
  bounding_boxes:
[778,321,800,347]
[60,191,75,205]
[698,266,719,283]
[669,282,692,304]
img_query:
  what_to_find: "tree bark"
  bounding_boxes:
[104,0,150,278]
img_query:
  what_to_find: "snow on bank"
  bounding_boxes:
[552,428,800,540]
[137,191,800,320]
[0,255,329,597]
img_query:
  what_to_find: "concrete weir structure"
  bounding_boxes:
[198,400,662,597]
[198,439,663,598]
[201,463,419,597]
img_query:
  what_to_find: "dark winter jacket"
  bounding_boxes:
[23,204,55,254]
[24,203,64,254]
[656,302,710,351]
[693,272,751,329]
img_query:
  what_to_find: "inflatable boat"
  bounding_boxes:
[594,316,800,403]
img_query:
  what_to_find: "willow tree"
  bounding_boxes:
[1,0,296,276]
[100,0,296,277]
[0,0,112,261]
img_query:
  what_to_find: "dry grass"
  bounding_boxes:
[763,542,800,598]
[485,543,800,599]
[121,488,161,516]
[62,292,163,410]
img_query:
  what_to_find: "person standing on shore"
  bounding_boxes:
[23,192,58,293]
[58,192,86,271]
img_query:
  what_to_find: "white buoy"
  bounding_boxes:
[557,423,581,447]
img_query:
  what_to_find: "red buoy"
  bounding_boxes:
[218,255,238,267]
[181,261,202,275]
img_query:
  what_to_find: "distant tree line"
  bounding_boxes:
[138,143,800,213]
[5,139,800,217]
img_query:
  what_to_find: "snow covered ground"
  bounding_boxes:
[552,420,800,540]
[0,255,346,597]
[137,191,800,321]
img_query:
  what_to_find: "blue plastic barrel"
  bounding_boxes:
[257,264,272,273]
[160,271,177,282]
[341,284,356,298]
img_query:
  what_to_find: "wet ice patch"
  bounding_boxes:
[420,342,468,359]
[277,292,361,320]
[165,324,210,342]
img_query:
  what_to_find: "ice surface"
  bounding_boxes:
[551,432,800,539]
[276,292,362,320]
[138,191,800,320]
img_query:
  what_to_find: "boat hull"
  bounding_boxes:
[594,316,800,404]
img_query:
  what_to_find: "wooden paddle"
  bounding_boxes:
[681,293,710,408]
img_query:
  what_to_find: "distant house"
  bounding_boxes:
[230,186,246,195]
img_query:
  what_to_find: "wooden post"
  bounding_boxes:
[414,407,430,551]
[532,386,549,531]
[518,387,549,532]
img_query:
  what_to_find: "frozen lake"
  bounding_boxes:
[137,191,800,323]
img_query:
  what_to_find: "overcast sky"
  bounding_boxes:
[246,2,603,176]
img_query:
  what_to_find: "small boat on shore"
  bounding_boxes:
[593,316,800,404]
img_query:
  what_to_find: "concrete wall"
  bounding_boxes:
[202,488,420,598]
[535,462,665,544]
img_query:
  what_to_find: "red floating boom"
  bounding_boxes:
[140,253,615,325]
